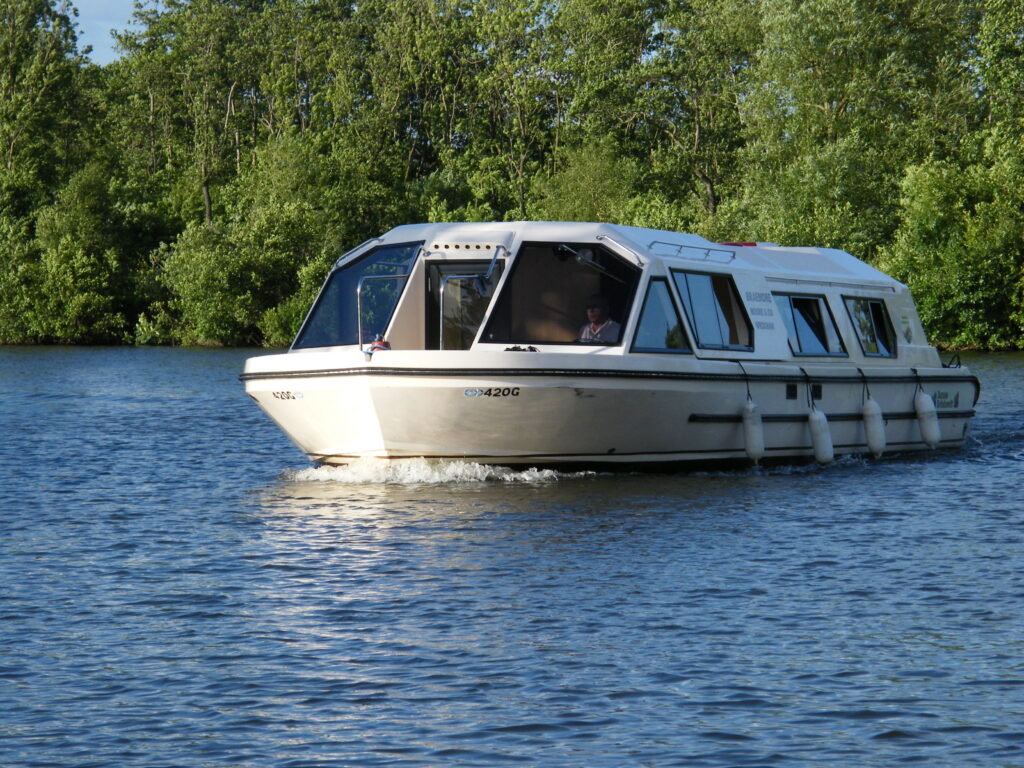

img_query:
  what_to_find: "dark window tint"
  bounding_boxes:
[671,270,752,350]
[632,279,691,353]
[482,243,640,345]
[844,297,896,357]
[773,294,846,356]
[293,242,421,349]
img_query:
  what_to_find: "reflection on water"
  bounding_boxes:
[1,348,1022,768]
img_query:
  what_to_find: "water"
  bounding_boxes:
[1,347,1022,767]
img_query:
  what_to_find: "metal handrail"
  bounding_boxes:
[596,234,644,267]
[649,240,734,264]
[438,245,507,350]
[356,272,410,352]
[332,237,381,269]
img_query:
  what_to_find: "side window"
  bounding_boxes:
[671,270,753,351]
[844,297,897,357]
[632,279,691,354]
[773,293,846,356]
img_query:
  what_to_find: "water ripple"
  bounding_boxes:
[1,348,1023,767]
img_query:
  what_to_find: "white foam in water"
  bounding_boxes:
[284,457,588,485]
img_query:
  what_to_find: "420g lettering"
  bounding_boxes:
[464,387,520,398]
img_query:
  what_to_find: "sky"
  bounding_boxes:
[73,0,138,65]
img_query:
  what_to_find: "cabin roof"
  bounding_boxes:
[379,221,900,288]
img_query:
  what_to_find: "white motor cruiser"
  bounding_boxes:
[242,221,979,468]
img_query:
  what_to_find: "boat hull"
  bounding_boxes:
[243,353,978,467]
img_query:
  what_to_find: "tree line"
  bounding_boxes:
[0,0,1021,348]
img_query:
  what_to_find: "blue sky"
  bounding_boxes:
[73,0,138,65]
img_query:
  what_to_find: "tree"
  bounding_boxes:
[471,0,560,218]
[116,0,264,226]
[530,139,639,222]
[736,0,980,254]
[880,132,1024,348]
[980,0,1024,130]
[33,162,136,342]
[0,0,85,214]
[0,0,89,342]
[634,0,759,221]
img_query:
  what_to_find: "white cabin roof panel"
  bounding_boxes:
[376,222,901,289]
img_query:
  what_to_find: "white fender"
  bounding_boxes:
[862,397,886,457]
[915,390,941,448]
[742,400,765,464]
[808,408,834,464]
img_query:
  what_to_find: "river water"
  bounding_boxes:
[1,346,1022,767]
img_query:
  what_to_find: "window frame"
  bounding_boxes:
[291,240,422,350]
[630,277,693,355]
[842,295,898,358]
[669,269,754,352]
[772,292,848,358]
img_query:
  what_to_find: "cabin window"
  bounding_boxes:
[482,242,640,345]
[670,270,753,351]
[773,293,846,356]
[292,241,421,349]
[631,278,691,354]
[844,297,897,357]
[426,260,505,350]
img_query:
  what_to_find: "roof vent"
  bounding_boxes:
[431,242,497,252]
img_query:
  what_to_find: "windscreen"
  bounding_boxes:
[292,242,422,349]
[481,243,640,345]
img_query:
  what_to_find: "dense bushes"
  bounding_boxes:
[0,0,1021,348]
[881,131,1024,348]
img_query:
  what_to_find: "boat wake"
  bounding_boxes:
[689,452,872,478]
[283,457,594,485]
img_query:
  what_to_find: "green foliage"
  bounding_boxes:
[634,0,759,218]
[0,0,86,213]
[740,0,982,259]
[157,130,406,345]
[880,130,1024,348]
[0,213,43,342]
[736,134,891,254]
[33,163,131,342]
[162,139,327,345]
[980,0,1024,129]
[530,140,639,222]
[0,0,1020,348]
